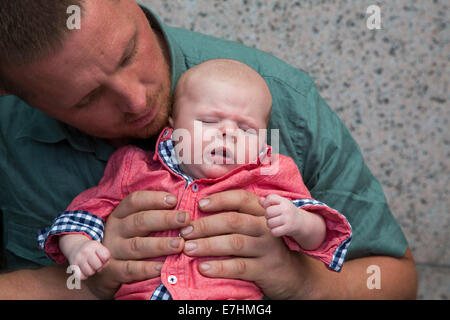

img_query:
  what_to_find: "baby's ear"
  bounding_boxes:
[168,116,174,127]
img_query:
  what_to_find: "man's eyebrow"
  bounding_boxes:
[70,31,137,109]
[115,30,137,71]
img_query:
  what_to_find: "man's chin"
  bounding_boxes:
[130,111,169,140]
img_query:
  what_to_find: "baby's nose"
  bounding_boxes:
[214,120,239,143]
[220,119,239,132]
[221,129,238,144]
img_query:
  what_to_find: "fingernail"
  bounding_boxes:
[165,195,177,205]
[169,239,181,248]
[199,263,211,272]
[177,211,186,223]
[155,263,163,271]
[199,198,210,208]
[184,241,197,251]
[181,226,193,236]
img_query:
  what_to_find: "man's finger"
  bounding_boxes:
[180,211,265,240]
[114,236,185,260]
[120,209,190,238]
[105,259,164,284]
[183,234,265,257]
[198,189,266,216]
[197,258,260,282]
[112,191,178,219]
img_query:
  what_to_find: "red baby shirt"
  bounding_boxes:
[41,127,352,300]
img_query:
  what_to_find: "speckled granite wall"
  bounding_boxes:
[138,0,449,299]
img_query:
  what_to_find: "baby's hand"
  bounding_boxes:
[259,194,302,237]
[59,234,111,280]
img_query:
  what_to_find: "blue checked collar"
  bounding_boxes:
[157,134,195,185]
[155,127,270,185]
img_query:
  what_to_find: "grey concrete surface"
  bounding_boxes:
[138,0,449,299]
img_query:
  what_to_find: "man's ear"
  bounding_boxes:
[168,116,174,127]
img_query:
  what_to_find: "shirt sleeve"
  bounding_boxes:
[285,199,352,272]
[256,154,352,272]
[37,146,137,263]
[299,83,409,260]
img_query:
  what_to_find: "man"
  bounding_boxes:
[0,0,417,299]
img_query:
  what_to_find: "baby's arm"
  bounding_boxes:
[59,234,111,280]
[260,194,326,250]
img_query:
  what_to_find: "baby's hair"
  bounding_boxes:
[180,59,261,84]
[173,59,272,125]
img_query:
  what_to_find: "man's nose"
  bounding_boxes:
[109,74,147,114]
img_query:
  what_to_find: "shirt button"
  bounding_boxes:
[191,183,199,192]
[168,275,178,285]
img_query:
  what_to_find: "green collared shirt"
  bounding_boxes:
[0,6,408,270]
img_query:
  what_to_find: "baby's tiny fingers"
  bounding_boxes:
[263,194,283,207]
[71,264,85,280]
[97,259,110,273]
[270,225,289,237]
[265,204,282,219]
[87,254,104,272]
[80,262,96,279]
[266,216,284,229]
[258,197,266,208]
[96,246,111,264]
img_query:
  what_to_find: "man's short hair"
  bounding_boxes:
[0,0,85,92]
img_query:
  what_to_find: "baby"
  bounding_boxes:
[38,59,351,300]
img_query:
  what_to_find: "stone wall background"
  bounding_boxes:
[139,0,449,300]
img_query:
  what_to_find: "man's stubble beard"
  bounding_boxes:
[136,83,172,140]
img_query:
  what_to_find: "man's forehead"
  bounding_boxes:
[11,0,134,107]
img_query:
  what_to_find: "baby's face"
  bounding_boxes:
[170,75,271,179]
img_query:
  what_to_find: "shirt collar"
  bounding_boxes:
[140,5,187,95]
[153,127,194,185]
[154,127,272,184]
[15,107,66,144]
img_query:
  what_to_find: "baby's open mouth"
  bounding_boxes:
[210,146,234,163]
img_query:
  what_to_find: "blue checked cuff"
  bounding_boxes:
[37,210,105,263]
[291,199,352,272]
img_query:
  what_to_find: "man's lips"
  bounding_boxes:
[128,103,157,128]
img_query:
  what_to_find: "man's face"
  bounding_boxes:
[6,0,171,141]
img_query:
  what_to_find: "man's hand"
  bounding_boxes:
[180,189,304,299]
[86,190,190,299]
[180,189,418,300]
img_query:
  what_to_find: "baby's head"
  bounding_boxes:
[169,59,272,179]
